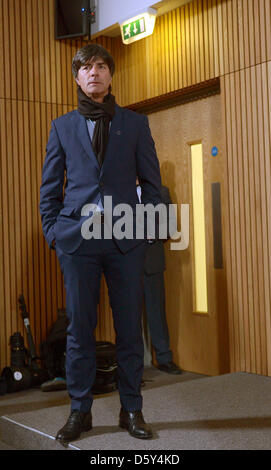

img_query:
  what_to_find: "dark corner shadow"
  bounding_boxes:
[0,371,206,416]
[0,394,71,416]
[151,416,271,432]
[142,370,207,391]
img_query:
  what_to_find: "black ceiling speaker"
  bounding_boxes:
[55,0,96,40]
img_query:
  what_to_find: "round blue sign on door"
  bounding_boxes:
[211,146,218,156]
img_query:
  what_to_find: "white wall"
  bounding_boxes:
[91,0,157,35]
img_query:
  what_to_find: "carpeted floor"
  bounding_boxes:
[1,366,271,450]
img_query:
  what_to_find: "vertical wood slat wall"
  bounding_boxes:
[0,0,270,375]
[221,62,271,375]
[0,0,114,370]
[112,0,271,106]
[113,0,271,376]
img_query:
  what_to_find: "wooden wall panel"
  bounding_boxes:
[0,100,68,363]
[0,0,270,376]
[110,0,271,106]
[110,0,271,376]
[221,61,271,375]
[0,0,117,372]
[0,97,116,364]
[3,0,269,105]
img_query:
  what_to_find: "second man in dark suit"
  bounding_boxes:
[137,183,182,374]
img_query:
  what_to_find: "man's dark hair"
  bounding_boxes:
[72,43,115,78]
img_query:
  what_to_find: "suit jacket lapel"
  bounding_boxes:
[74,110,100,170]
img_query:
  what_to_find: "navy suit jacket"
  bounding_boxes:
[40,105,162,254]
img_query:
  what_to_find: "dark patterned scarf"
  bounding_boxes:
[77,87,116,167]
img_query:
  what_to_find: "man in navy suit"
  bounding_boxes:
[40,44,162,444]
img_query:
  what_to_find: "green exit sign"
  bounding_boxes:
[123,18,146,40]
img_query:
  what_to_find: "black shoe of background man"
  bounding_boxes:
[55,409,92,444]
[119,408,153,439]
[157,361,183,375]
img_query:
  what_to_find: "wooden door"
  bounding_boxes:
[148,93,230,376]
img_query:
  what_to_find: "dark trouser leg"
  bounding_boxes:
[56,240,102,413]
[103,240,146,412]
[143,271,172,365]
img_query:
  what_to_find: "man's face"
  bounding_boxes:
[76,56,112,102]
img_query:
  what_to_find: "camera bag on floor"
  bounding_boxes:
[40,308,68,381]
[40,310,118,394]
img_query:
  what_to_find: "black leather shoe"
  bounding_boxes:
[55,410,92,444]
[157,361,182,375]
[119,408,153,439]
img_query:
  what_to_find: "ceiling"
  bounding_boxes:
[92,0,192,38]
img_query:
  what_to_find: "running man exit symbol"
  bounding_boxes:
[123,18,145,39]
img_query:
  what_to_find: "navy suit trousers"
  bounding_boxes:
[143,271,172,365]
[55,236,146,413]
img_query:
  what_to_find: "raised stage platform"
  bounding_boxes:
[1,366,271,450]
